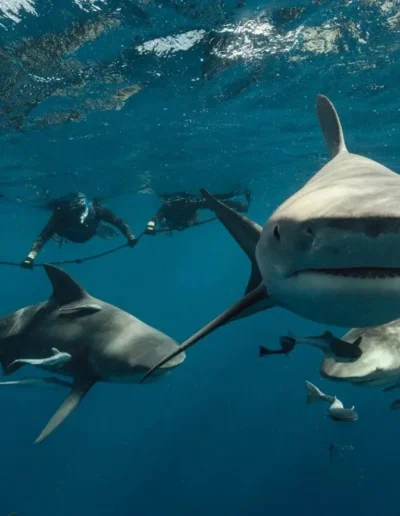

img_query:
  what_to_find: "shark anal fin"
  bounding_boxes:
[200,189,263,296]
[141,283,271,383]
[34,374,97,444]
[316,95,347,158]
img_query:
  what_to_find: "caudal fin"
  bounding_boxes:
[306,381,327,404]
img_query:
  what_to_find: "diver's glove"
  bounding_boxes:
[127,236,137,248]
[21,257,34,269]
[145,221,156,236]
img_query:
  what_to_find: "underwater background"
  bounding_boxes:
[0,0,399,514]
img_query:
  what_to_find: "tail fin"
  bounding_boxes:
[200,189,263,294]
[306,381,327,404]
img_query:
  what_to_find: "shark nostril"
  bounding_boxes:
[273,225,281,241]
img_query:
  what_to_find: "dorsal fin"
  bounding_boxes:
[200,189,262,294]
[316,95,347,159]
[44,264,88,306]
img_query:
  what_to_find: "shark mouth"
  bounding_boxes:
[302,268,400,279]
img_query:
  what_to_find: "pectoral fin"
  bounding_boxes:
[34,374,97,444]
[140,283,273,383]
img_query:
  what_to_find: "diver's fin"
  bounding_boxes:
[44,264,89,306]
[316,95,347,159]
[141,283,271,383]
[200,189,262,295]
[58,304,102,316]
[306,381,327,404]
[34,374,97,444]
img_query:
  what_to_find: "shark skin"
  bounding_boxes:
[141,94,400,382]
[0,265,185,443]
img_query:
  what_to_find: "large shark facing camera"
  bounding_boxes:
[142,94,400,382]
[0,265,185,443]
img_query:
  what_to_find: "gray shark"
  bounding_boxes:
[0,265,185,443]
[141,94,400,382]
[320,320,400,388]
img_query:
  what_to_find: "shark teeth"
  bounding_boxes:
[310,268,400,279]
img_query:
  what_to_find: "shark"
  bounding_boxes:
[0,265,185,443]
[141,94,400,382]
[319,319,400,388]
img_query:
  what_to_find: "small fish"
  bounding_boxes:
[391,399,400,410]
[382,382,400,393]
[259,336,296,357]
[9,348,71,369]
[283,331,362,362]
[0,376,72,390]
[306,381,358,422]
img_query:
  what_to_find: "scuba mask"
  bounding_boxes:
[51,192,92,225]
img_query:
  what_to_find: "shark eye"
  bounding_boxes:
[273,225,280,241]
[305,227,313,236]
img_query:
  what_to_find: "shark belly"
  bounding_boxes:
[267,272,400,328]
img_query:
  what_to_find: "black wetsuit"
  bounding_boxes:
[23,199,135,266]
[147,190,250,233]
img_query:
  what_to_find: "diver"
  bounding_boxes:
[145,189,251,235]
[21,192,137,268]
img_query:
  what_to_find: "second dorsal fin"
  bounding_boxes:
[316,95,347,159]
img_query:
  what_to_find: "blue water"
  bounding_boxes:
[0,0,399,514]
